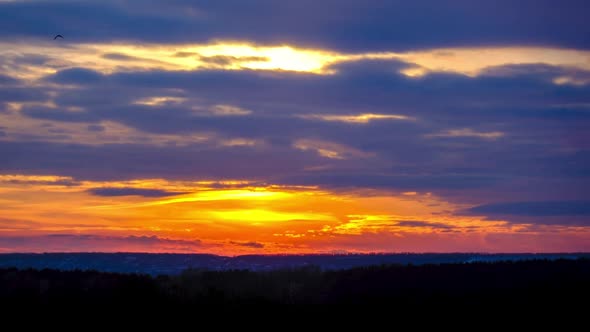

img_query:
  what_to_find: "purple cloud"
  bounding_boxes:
[88,187,188,197]
[230,241,265,248]
[0,234,203,253]
[467,201,590,217]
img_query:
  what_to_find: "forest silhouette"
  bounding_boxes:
[2,259,589,311]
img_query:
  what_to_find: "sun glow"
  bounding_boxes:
[208,209,336,223]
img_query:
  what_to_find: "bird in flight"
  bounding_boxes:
[53,34,64,40]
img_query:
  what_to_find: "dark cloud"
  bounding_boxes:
[88,187,187,197]
[101,53,141,61]
[44,234,202,246]
[0,87,48,102]
[467,201,590,217]
[0,177,79,186]
[0,140,317,181]
[174,51,198,58]
[198,55,269,66]
[0,74,20,85]
[11,53,53,66]
[230,241,265,248]
[0,1,201,47]
[87,124,105,132]
[120,235,201,247]
[0,1,588,51]
[0,234,203,252]
[44,67,105,85]
[21,105,96,122]
[279,173,503,190]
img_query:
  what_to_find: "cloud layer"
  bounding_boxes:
[0,0,589,253]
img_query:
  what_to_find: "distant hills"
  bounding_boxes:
[1,252,588,275]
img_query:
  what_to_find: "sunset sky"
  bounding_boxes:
[1,0,589,254]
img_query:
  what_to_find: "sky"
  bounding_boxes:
[0,0,589,255]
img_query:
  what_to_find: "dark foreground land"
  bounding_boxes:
[1,259,589,313]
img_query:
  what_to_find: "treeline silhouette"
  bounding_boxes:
[2,259,589,310]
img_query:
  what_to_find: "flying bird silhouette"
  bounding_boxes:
[53,34,64,40]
